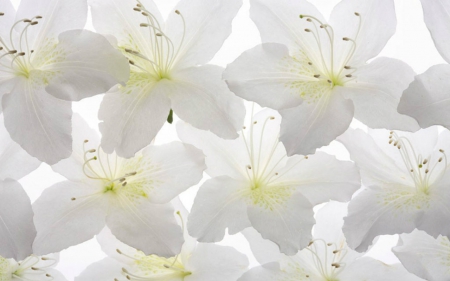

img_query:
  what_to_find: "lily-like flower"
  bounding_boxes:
[398,0,450,131]
[177,107,360,255]
[224,0,419,156]
[338,127,450,252]
[0,179,36,260]
[32,114,206,258]
[238,202,422,281]
[0,0,130,164]
[88,0,245,158]
[76,201,249,281]
[0,253,67,281]
[393,229,450,281]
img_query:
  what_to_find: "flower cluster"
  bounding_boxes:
[1,0,450,280]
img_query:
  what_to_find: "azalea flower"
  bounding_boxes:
[338,127,450,252]
[177,108,360,255]
[0,0,130,164]
[398,0,450,130]
[0,253,67,281]
[0,179,36,260]
[88,0,245,158]
[32,114,206,258]
[393,229,450,281]
[76,200,249,281]
[223,0,419,156]
[238,202,422,281]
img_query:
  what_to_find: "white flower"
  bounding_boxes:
[338,127,450,252]
[0,0,130,164]
[177,108,360,255]
[398,0,450,130]
[75,201,249,281]
[0,180,36,261]
[393,229,450,281]
[88,0,246,158]
[0,253,67,281]
[223,0,419,156]
[238,202,422,281]
[32,114,206,258]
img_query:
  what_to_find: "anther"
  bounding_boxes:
[24,19,32,23]
[327,243,332,246]
[8,50,17,54]
[140,23,149,27]
[156,33,163,36]
[46,274,51,277]
[423,159,428,165]
[393,141,398,146]
[84,140,89,143]
[425,169,429,174]
[343,37,350,41]
[327,80,332,83]
[306,18,312,22]
[71,198,76,201]
[116,249,122,254]
[247,165,252,170]
[332,263,340,268]
[440,149,445,153]
[253,121,257,124]
[345,74,352,78]
[410,169,414,172]
[344,66,351,69]
[175,10,181,14]
[439,157,443,162]
[304,156,309,159]
[397,145,401,149]
[142,12,149,16]
[129,60,135,65]
[30,21,38,25]
[122,268,129,274]
[355,12,360,16]
[243,126,246,129]
[314,74,320,78]
[136,3,142,7]
[31,267,38,270]
[119,178,126,182]
[0,13,4,16]
[308,62,312,65]
[133,7,141,11]
[304,28,311,32]
[389,140,393,144]
[270,116,275,120]
[122,182,127,187]
[308,241,314,246]
[36,16,42,19]
[275,172,279,175]
[390,131,394,134]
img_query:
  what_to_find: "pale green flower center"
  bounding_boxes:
[0,255,57,281]
[120,1,187,81]
[388,132,447,194]
[0,13,64,86]
[240,113,307,209]
[76,140,161,203]
[0,257,12,281]
[282,12,362,104]
[286,239,347,280]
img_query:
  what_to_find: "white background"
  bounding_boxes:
[10,0,447,279]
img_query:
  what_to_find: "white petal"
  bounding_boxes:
[223,43,305,110]
[420,0,450,63]
[337,129,412,187]
[237,263,288,281]
[15,0,87,50]
[170,65,245,139]
[165,0,242,68]
[398,64,450,129]
[44,30,130,101]
[339,257,423,281]
[185,244,248,281]
[247,192,314,255]
[46,269,68,281]
[343,185,425,252]
[270,152,360,205]
[241,228,284,265]
[394,230,450,281]
[126,142,205,204]
[329,0,396,66]
[340,57,419,131]
[177,121,248,180]
[250,0,325,52]
[280,91,354,156]
[32,181,108,255]
[89,0,163,54]
[187,176,250,242]
[75,258,124,281]
[0,114,40,180]
[99,79,171,158]
[106,199,184,257]
[0,179,36,260]
[2,76,72,164]
[51,114,100,182]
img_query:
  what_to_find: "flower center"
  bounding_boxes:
[123,1,187,80]
[10,255,56,281]
[289,239,346,280]
[0,257,12,281]
[298,12,362,88]
[0,14,43,78]
[389,131,448,194]
[117,212,192,280]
